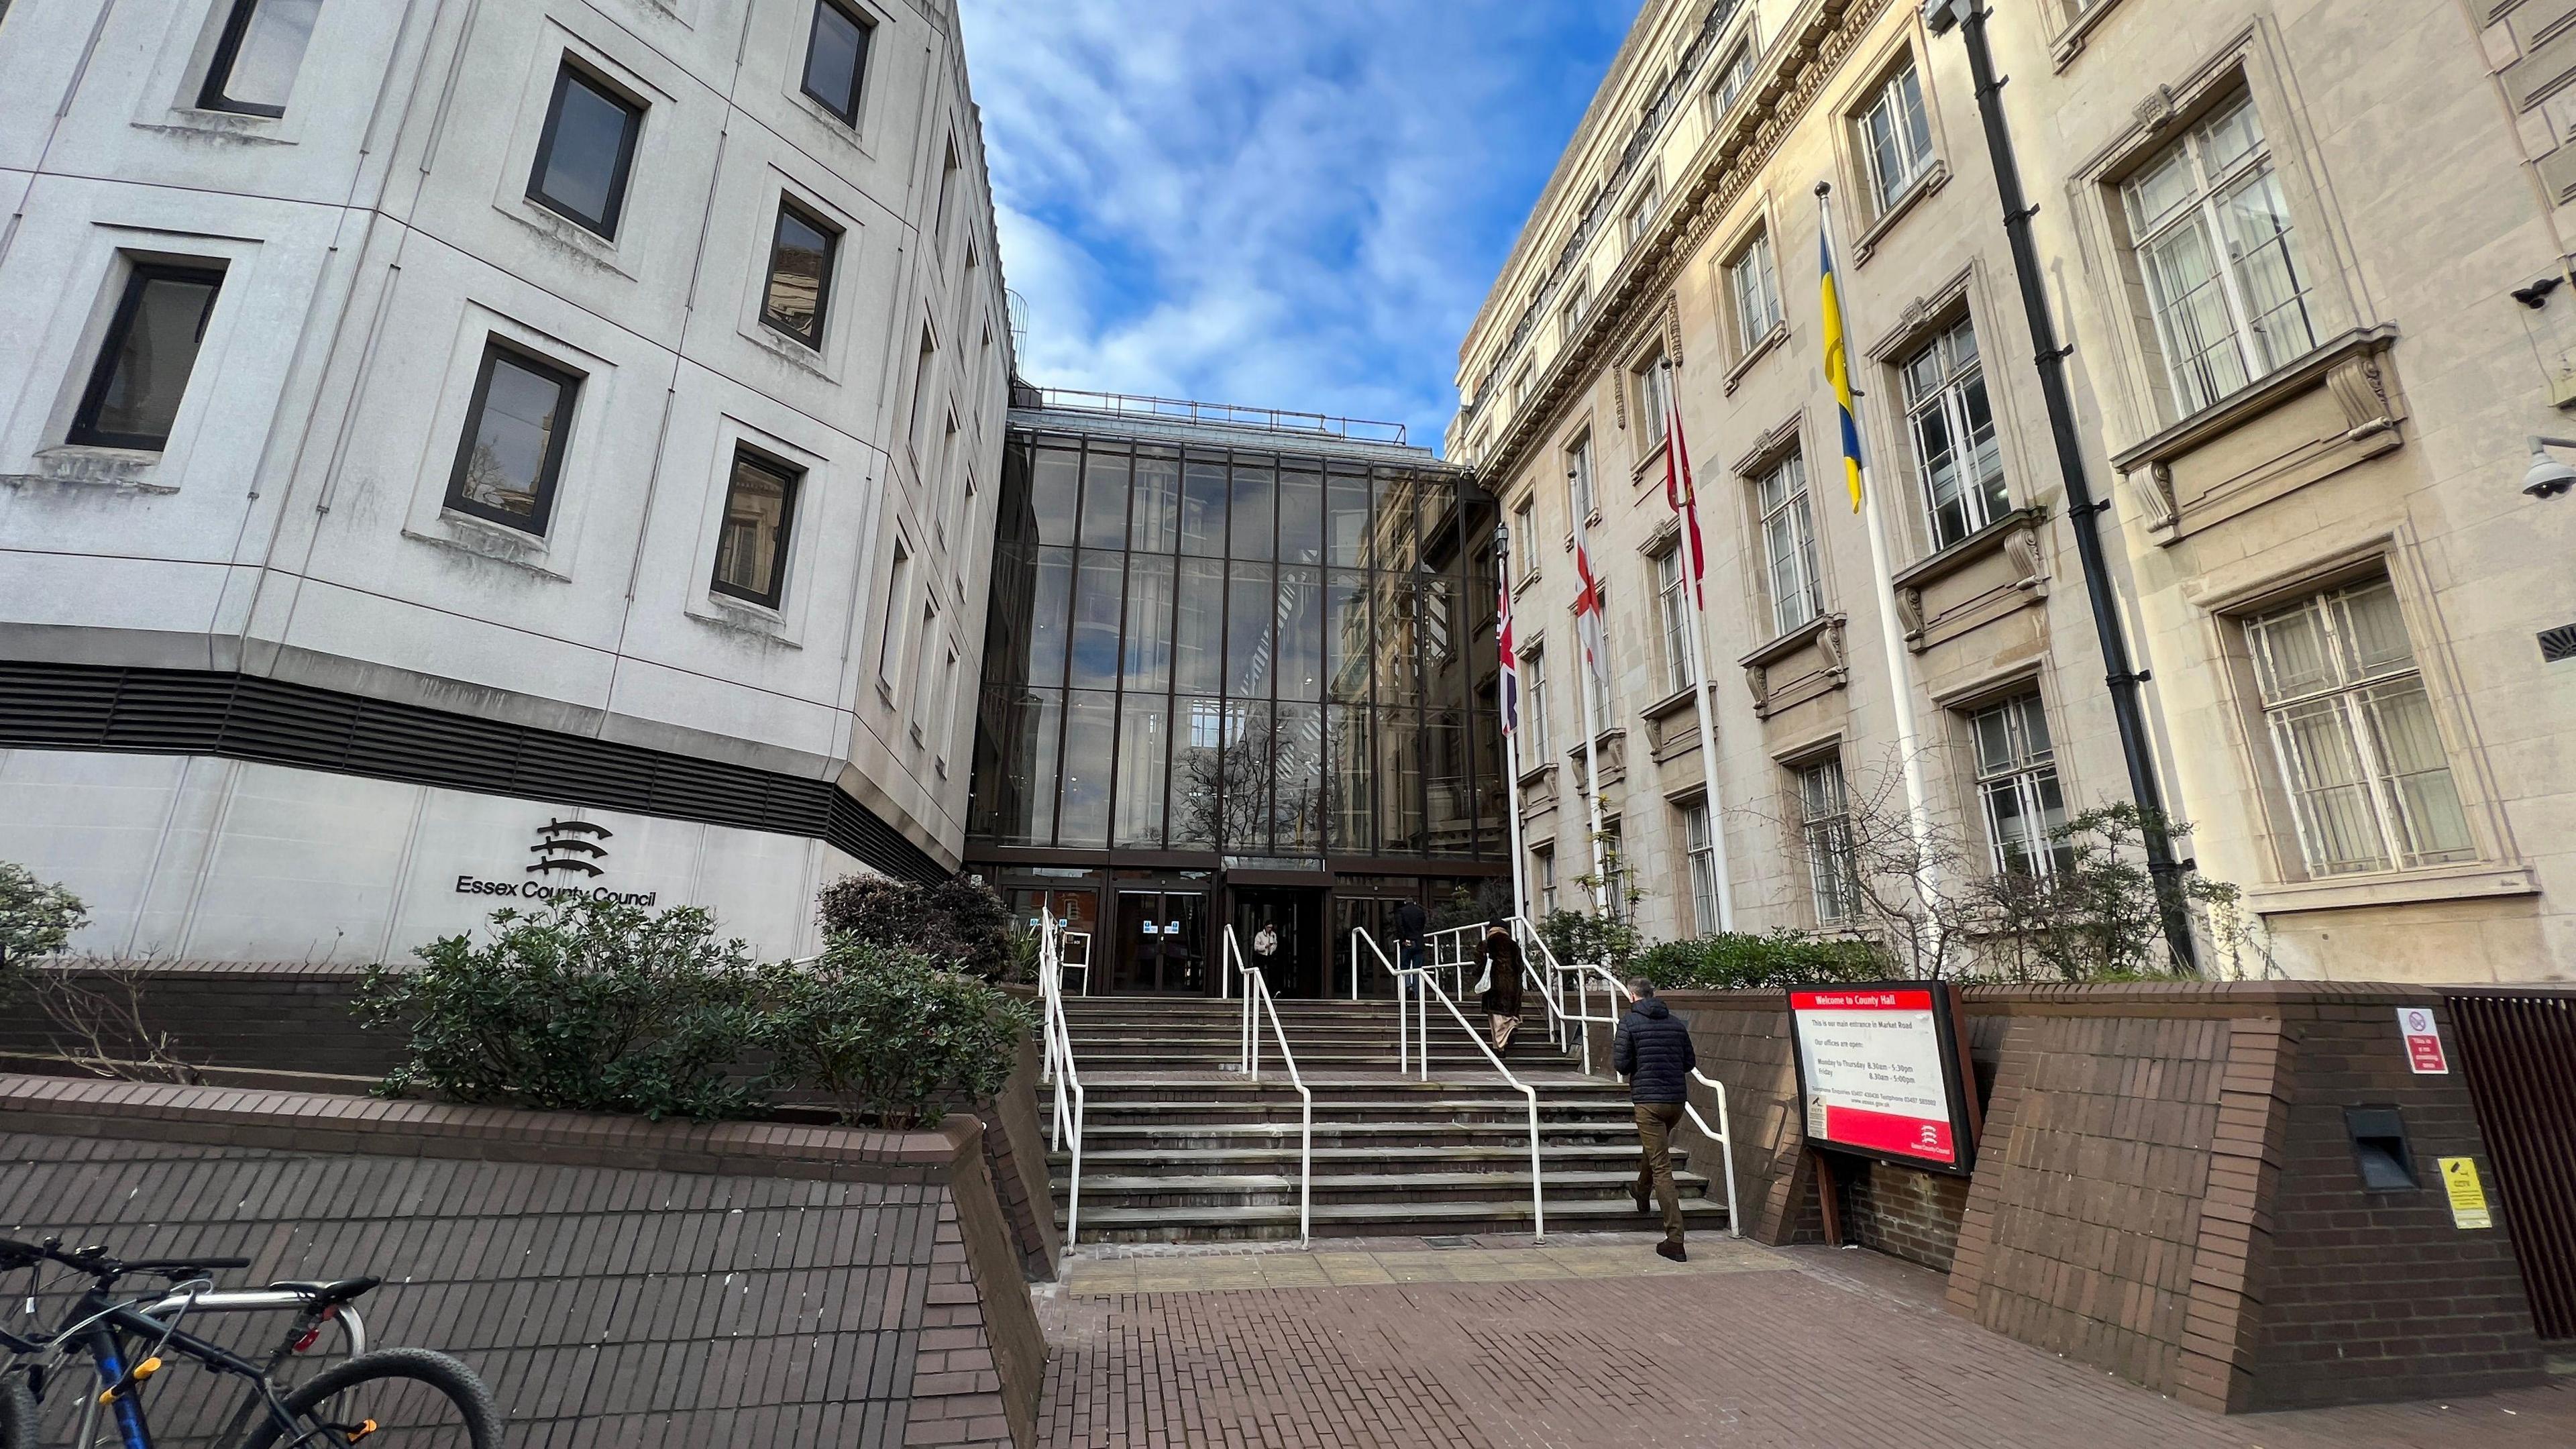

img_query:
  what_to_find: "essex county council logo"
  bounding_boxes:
[529,818,613,878]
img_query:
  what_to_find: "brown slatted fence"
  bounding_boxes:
[2446,989,2576,1342]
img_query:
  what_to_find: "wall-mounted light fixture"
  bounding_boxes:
[2522,435,2576,499]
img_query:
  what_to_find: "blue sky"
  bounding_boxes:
[955,0,1636,456]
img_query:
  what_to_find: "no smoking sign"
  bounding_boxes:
[2398,1007,2449,1075]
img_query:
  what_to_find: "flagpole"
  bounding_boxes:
[1570,470,1612,916]
[1495,524,1532,927]
[1663,360,1737,934]
[1818,182,1941,922]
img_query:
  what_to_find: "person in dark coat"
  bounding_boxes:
[1611,978,1697,1260]
[1388,898,1429,976]
[1476,922,1526,1053]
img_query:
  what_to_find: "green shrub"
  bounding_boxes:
[1536,909,1642,974]
[360,898,768,1122]
[761,938,1032,1129]
[1,862,87,998]
[816,873,1014,980]
[1635,931,1886,992]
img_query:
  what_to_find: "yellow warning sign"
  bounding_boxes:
[2440,1157,2492,1230]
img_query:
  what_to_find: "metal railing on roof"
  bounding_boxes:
[1015,384,1410,447]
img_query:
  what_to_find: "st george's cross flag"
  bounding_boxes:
[1660,362,1706,606]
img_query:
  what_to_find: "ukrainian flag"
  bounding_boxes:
[1820,231,1865,512]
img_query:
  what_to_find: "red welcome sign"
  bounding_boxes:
[1788,984,1974,1174]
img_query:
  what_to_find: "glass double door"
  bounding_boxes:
[1114,890,1207,994]
[1230,887,1324,999]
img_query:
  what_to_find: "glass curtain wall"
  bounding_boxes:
[972,431,1503,864]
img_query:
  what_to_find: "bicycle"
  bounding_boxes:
[0,1236,498,1448]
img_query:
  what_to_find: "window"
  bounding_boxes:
[761,199,839,347]
[1900,316,2008,549]
[912,599,941,739]
[936,642,961,771]
[1625,173,1662,247]
[1537,848,1558,916]
[442,342,581,535]
[2121,95,2317,416]
[1634,351,1672,451]
[1523,647,1552,758]
[1561,275,1591,341]
[1512,498,1538,579]
[1654,548,1693,695]
[1795,756,1857,924]
[199,0,321,117]
[68,263,224,451]
[1969,693,2072,876]
[2245,579,2473,877]
[1711,39,1756,116]
[712,449,800,607]
[1727,230,1783,357]
[877,539,912,685]
[800,0,874,125]
[1513,365,1536,411]
[1857,62,1935,214]
[910,330,938,449]
[527,63,641,237]
[1682,801,1721,935]
[1756,452,1824,636]
[1567,434,1596,522]
[934,136,961,245]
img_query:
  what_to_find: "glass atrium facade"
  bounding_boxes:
[968,413,1508,996]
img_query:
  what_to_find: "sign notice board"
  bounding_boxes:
[2398,1006,2449,1074]
[1787,983,1978,1175]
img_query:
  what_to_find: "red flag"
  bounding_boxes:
[1662,363,1705,607]
[1572,511,1608,689]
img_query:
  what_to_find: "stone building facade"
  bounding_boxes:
[1452,0,2576,983]
[0,0,1010,961]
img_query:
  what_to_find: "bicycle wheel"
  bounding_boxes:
[0,1370,34,1449]
[233,1348,498,1449]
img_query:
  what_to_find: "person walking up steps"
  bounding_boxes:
[1477,922,1525,1054]
[1389,898,1428,979]
[1612,978,1695,1261]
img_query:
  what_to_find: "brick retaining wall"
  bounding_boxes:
[0,1075,1044,1448]
[1654,982,2546,1413]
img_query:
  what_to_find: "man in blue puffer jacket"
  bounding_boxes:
[1611,979,1697,1261]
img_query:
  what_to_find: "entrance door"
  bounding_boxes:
[1114,890,1207,994]
[1231,888,1324,999]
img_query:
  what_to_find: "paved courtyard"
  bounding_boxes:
[1035,1234,2573,1448]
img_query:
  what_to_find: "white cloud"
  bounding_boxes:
[957,0,1629,453]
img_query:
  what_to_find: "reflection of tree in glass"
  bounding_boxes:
[1173,705,1327,857]
[460,440,536,517]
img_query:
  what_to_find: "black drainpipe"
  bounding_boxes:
[1929,0,2198,970]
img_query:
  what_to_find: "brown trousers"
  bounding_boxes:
[1633,1102,1685,1244]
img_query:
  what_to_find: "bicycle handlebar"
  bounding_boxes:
[0,1236,251,1281]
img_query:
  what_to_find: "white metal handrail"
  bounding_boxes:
[1036,915,1089,1244]
[1685,1069,1742,1239]
[1227,926,1313,1244]
[1363,927,1546,1239]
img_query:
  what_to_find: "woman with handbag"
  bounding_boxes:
[1475,921,1525,1055]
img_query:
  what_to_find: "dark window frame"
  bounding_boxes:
[68,262,227,451]
[526,60,643,238]
[760,197,841,348]
[441,340,583,537]
[197,0,306,117]
[799,0,876,127]
[711,446,804,609]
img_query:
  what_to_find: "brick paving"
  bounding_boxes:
[1036,1235,2575,1448]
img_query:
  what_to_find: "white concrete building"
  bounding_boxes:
[0,0,1010,961]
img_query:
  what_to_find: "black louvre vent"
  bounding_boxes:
[0,661,943,883]
[2544,625,2576,664]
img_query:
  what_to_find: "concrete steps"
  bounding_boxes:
[1045,996,1725,1244]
